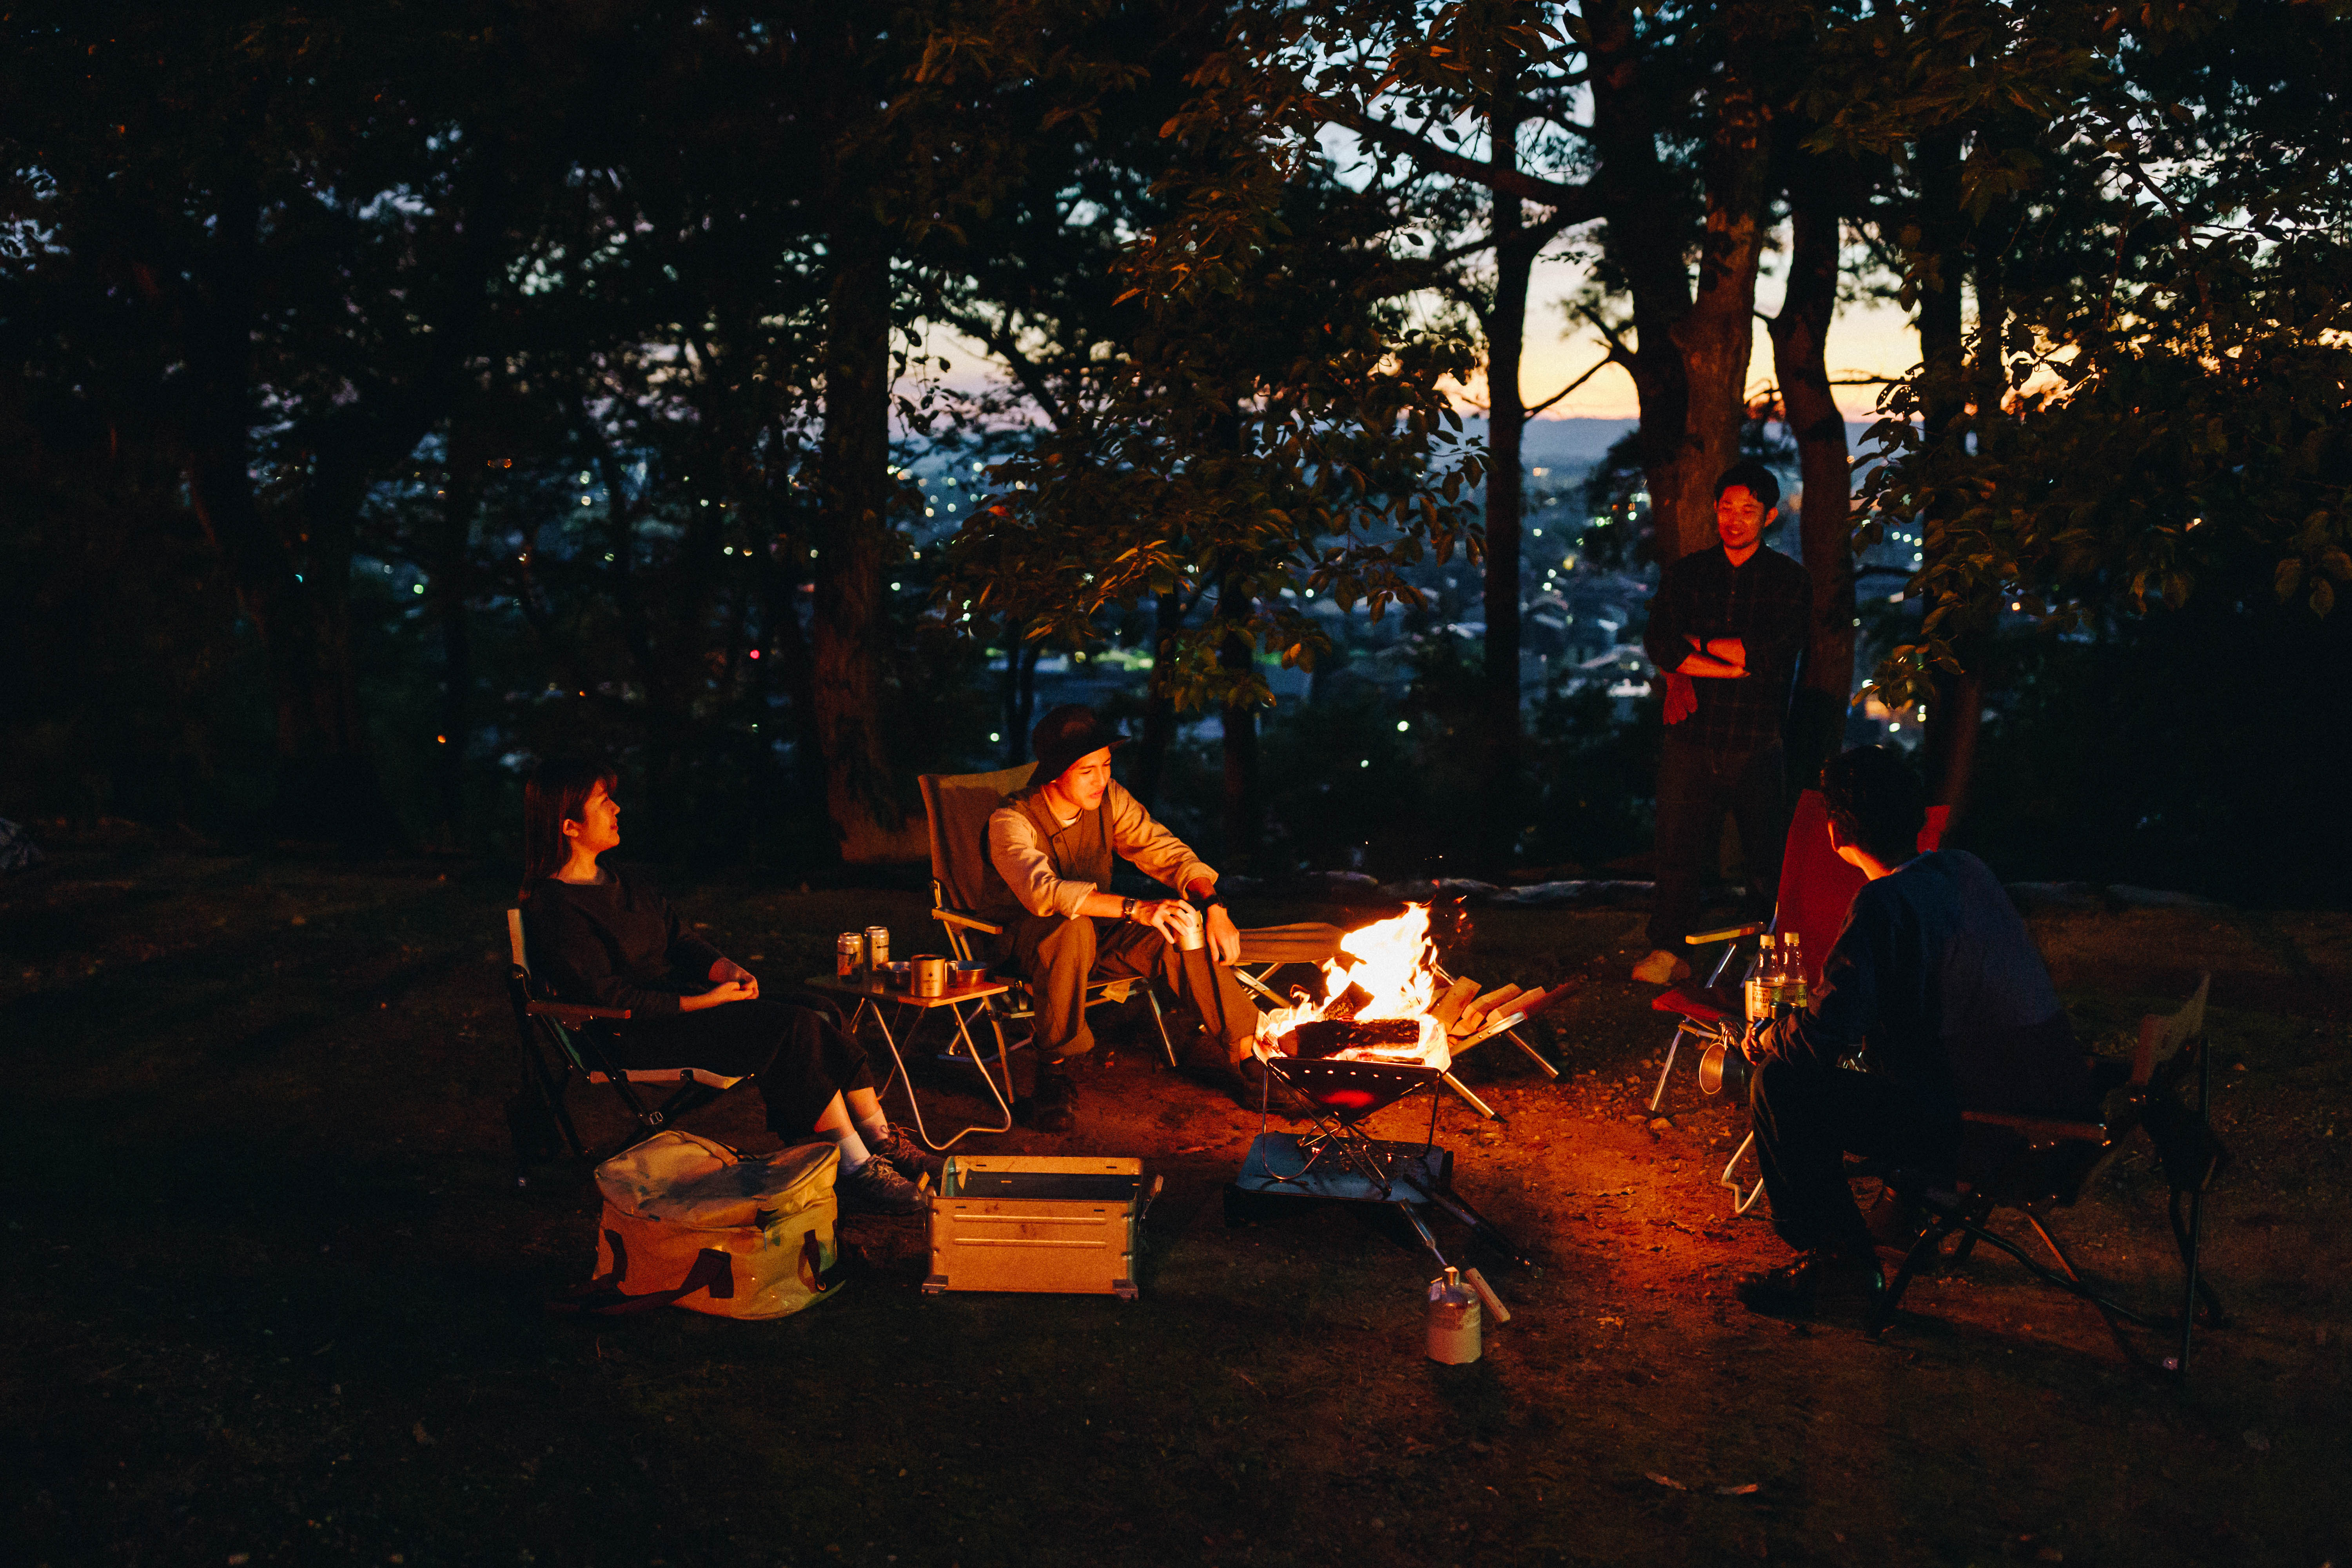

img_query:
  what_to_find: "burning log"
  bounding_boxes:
[1274,1018,1426,1060]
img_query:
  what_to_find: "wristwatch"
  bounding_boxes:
[1120,897,1138,922]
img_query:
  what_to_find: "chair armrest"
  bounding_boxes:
[1686,922,1767,946]
[1961,1109,2107,1144]
[528,1001,633,1025]
[933,909,1003,936]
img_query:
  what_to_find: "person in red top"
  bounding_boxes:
[519,760,932,1215]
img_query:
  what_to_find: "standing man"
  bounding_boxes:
[1632,461,1812,985]
[983,704,1263,1131]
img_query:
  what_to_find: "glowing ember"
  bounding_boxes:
[1255,904,1451,1068]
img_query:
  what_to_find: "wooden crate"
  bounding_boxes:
[924,1155,1156,1298]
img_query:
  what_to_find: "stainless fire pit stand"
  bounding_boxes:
[1223,1054,1534,1270]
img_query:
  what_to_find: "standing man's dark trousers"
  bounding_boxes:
[1002,913,1256,1095]
[1648,738,1791,952]
[1748,1057,1960,1253]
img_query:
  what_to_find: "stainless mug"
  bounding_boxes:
[911,954,949,998]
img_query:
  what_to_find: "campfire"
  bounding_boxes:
[1255,904,1453,1070]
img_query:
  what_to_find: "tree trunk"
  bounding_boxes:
[1004,642,1042,769]
[1479,67,1530,875]
[176,201,400,852]
[1768,198,1856,791]
[1662,69,1772,564]
[1913,129,1980,819]
[1216,579,1262,868]
[1588,1,1694,564]
[764,553,829,805]
[427,428,487,850]
[812,212,909,862]
[1132,591,1182,806]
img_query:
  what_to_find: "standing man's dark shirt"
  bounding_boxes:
[1642,543,1811,757]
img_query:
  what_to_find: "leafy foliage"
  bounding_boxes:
[1817,0,2352,707]
[936,160,1486,713]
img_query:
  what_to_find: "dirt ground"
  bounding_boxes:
[4,840,2348,1568]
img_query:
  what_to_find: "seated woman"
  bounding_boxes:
[518,759,933,1215]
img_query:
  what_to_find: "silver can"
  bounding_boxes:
[863,925,890,970]
[836,932,864,980]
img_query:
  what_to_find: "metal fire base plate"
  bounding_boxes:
[1226,1132,1455,1210]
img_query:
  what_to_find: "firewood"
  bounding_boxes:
[1431,976,1481,1027]
[1454,984,1524,1037]
[1322,981,1372,1022]
[1279,1018,1423,1059]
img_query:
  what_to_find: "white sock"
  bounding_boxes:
[853,1106,891,1145]
[826,1127,872,1171]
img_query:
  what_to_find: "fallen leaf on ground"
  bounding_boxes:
[1646,1472,1687,1490]
[1714,1483,1759,1495]
[412,1421,434,1446]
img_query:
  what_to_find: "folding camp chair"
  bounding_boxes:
[918,764,1180,1069]
[1865,976,2228,1375]
[501,908,748,1179]
[916,767,1349,1075]
[1648,792,1949,1213]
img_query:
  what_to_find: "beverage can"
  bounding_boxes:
[836,932,863,980]
[863,926,890,969]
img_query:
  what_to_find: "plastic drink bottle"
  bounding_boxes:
[1780,932,1808,1013]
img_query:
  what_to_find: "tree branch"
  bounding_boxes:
[1525,354,1619,416]
[1318,101,1606,221]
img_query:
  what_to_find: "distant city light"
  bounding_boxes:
[1396,721,1409,732]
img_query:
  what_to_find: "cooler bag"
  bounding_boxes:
[571,1131,843,1318]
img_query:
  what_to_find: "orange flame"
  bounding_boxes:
[1254,904,1450,1067]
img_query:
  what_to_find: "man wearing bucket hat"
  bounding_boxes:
[983,703,1262,1130]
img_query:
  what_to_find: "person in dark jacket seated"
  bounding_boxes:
[1733,745,2094,1315]
[519,760,933,1216]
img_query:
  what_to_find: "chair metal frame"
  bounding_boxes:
[501,909,746,1179]
[1866,976,2226,1376]
[917,768,1181,1072]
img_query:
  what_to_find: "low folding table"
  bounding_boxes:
[802,974,1015,1152]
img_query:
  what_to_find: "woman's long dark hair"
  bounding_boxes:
[521,760,617,898]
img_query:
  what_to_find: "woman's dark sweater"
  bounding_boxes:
[521,871,723,1018]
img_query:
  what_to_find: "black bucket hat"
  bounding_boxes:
[1030,703,1127,786]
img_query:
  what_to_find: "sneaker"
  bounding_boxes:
[1631,949,1692,985]
[1733,1248,1884,1317]
[867,1123,944,1187]
[837,1154,927,1216]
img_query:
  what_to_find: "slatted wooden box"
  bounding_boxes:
[923,1155,1157,1299]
